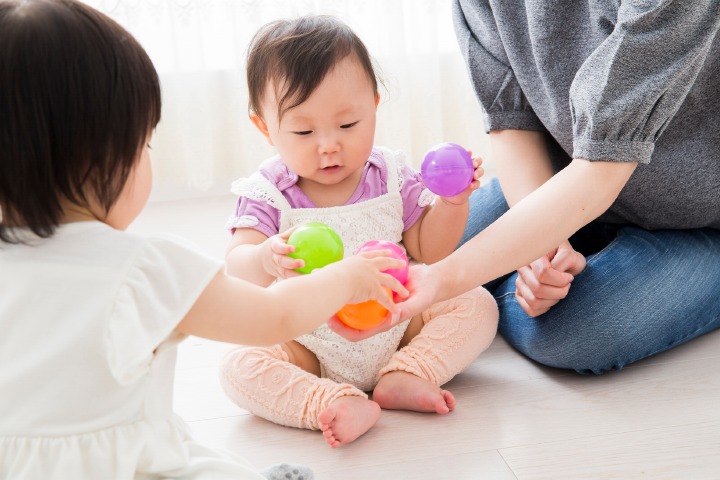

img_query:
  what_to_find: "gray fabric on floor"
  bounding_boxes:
[261,463,314,480]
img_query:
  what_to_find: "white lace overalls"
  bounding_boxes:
[231,148,419,391]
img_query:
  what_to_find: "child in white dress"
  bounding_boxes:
[0,2,408,479]
[220,16,499,448]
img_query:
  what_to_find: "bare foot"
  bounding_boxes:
[372,371,455,414]
[318,396,381,448]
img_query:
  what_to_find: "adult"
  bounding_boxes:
[333,0,720,374]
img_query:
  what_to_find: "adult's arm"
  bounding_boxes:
[509,2,720,315]
[428,158,637,303]
[447,0,720,287]
[352,157,635,337]
[490,130,552,205]
[489,130,586,316]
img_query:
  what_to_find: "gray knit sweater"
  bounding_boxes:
[453,0,720,230]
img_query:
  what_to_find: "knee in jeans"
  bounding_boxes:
[504,322,627,375]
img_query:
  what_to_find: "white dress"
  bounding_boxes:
[0,222,265,479]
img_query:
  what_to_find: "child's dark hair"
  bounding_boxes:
[0,0,161,243]
[247,15,379,122]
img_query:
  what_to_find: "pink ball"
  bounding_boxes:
[421,142,474,197]
[357,240,409,285]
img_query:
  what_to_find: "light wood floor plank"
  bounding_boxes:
[181,334,720,479]
[318,449,518,480]
[499,421,720,480]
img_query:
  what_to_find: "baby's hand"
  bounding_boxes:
[440,152,483,206]
[261,227,304,279]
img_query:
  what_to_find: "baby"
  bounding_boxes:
[220,15,499,448]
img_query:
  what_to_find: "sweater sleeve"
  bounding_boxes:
[570,1,720,164]
[452,0,546,133]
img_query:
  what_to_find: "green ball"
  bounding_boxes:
[287,222,344,274]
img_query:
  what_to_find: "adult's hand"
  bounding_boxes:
[327,312,399,342]
[515,240,586,317]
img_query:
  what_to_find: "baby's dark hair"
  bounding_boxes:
[0,0,161,243]
[247,15,379,122]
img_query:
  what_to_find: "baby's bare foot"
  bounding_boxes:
[373,371,455,414]
[318,396,380,448]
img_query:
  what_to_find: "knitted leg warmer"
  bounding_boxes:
[219,344,366,430]
[379,287,498,385]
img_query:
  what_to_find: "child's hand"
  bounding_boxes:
[261,227,304,279]
[341,249,409,308]
[439,152,484,206]
[328,250,408,342]
[329,262,439,342]
[325,249,409,342]
[325,249,409,313]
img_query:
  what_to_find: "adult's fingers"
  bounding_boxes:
[529,258,574,287]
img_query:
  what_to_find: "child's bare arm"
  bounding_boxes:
[403,155,483,264]
[225,228,303,286]
[177,251,409,346]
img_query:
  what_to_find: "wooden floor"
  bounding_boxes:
[130,194,720,480]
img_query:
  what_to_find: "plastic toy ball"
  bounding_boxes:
[337,287,392,330]
[287,222,344,274]
[421,142,474,197]
[356,240,409,285]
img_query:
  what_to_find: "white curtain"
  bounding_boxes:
[83,0,488,201]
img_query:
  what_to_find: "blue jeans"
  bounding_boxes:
[460,178,720,374]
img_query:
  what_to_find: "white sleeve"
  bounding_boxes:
[104,234,221,385]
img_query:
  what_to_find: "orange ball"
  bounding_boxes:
[337,288,392,330]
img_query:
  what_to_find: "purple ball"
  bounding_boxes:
[421,142,474,197]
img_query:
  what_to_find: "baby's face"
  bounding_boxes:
[255,54,378,190]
